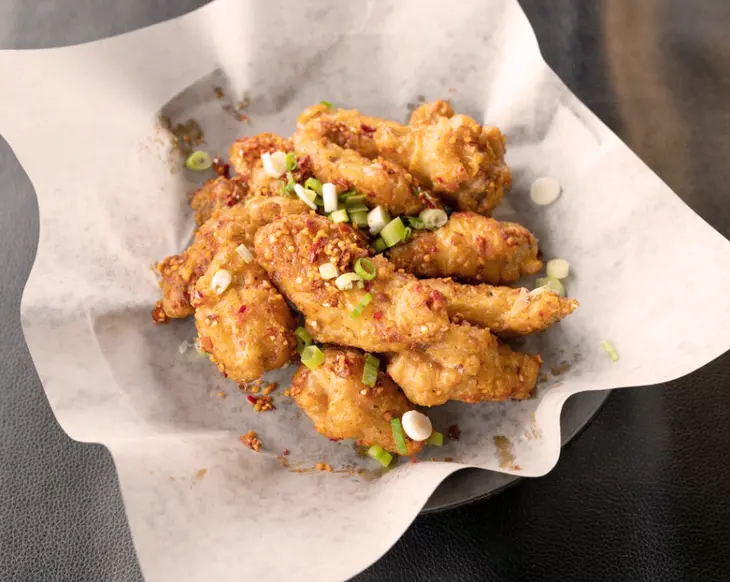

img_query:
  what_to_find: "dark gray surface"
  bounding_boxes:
[1,1,730,582]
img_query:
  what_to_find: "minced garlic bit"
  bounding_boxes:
[211,269,232,294]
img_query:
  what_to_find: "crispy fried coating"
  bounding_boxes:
[254,214,450,352]
[408,99,454,127]
[192,243,296,383]
[291,347,422,455]
[154,196,309,321]
[375,110,512,214]
[389,212,542,284]
[294,104,433,216]
[190,176,246,225]
[387,323,540,406]
[425,279,579,337]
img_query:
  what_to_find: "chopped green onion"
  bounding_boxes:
[322,183,338,213]
[546,258,570,280]
[285,152,298,172]
[380,217,406,248]
[350,293,373,319]
[338,190,357,202]
[402,226,412,242]
[345,195,368,213]
[390,418,408,455]
[300,345,325,370]
[354,258,377,280]
[426,432,444,447]
[350,211,369,227]
[304,177,323,195]
[367,445,393,468]
[281,172,296,196]
[600,340,620,362]
[294,184,318,210]
[320,100,335,109]
[407,216,427,230]
[419,208,448,229]
[371,238,387,253]
[318,262,338,280]
[313,196,325,208]
[329,209,349,224]
[367,206,391,235]
[536,276,565,297]
[362,354,380,387]
[185,150,213,171]
[235,244,254,263]
[295,327,313,354]
[335,272,363,290]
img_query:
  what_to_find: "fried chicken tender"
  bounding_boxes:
[387,323,540,406]
[189,176,246,225]
[254,214,450,352]
[291,347,422,455]
[192,243,296,383]
[408,100,455,127]
[389,212,542,284]
[425,279,579,337]
[154,196,309,321]
[294,105,433,216]
[229,132,314,198]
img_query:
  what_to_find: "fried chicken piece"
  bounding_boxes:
[190,176,246,225]
[389,212,542,284]
[154,196,309,320]
[425,279,579,337]
[291,347,422,455]
[254,214,449,352]
[294,105,434,216]
[192,243,296,383]
[387,323,540,406]
[375,110,512,214]
[408,99,454,127]
[228,132,314,198]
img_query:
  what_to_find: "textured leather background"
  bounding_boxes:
[1,1,729,581]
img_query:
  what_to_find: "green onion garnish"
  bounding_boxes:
[320,100,335,109]
[354,258,376,281]
[407,216,426,230]
[350,211,369,227]
[380,217,406,248]
[535,276,565,297]
[345,195,368,213]
[304,177,323,195]
[367,206,391,235]
[426,431,444,447]
[362,354,380,387]
[185,150,213,171]
[371,238,387,253]
[390,418,409,455]
[419,208,448,229]
[300,345,325,370]
[329,209,349,223]
[367,445,393,467]
[600,340,619,362]
[281,172,296,196]
[338,190,357,202]
[350,293,373,319]
[285,152,298,172]
[335,272,363,290]
[402,226,412,242]
[295,327,313,354]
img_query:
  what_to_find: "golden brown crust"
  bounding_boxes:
[190,176,246,225]
[425,279,579,337]
[291,347,422,455]
[155,196,308,321]
[408,100,455,127]
[193,243,296,383]
[254,214,450,352]
[389,212,543,284]
[387,323,540,406]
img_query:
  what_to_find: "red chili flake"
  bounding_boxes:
[238,305,247,314]
[361,123,375,134]
[363,281,373,292]
[212,157,230,178]
[282,449,290,456]
[328,437,341,442]
[373,311,383,320]
[247,395,257,404]
[225,195,237,207]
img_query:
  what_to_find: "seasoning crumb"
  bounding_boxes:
[262,382,278,395]
[315,462,333,472]
[240,430,262,452]
[195,468,207,480]
[213,86,225,98]
[217,391,226,399]
[251,395,275,412]
[448,424,461,441]
[444,457,454,463]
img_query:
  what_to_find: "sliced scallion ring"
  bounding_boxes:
[362,354,380,387]
[426,431,444,447]
[350,293,373,319]
[380,217,406,248]
[294,184,318,210]
[546,258,570,280]
[600,340,619,362]
[335,272,363,290]
[371,238,387,253]
[318,262,338,280]
[320,100,335,109]
[419,208,448,229]
[407,216,426,230]
[304,177,323,195]
[367,445,393,468]
[185,150,213,171]
[294,327,313,355]
[300,345,325,370]
[354,258,376,281]
[390,418,409,455]
[329,209,349,224]
[402,226,412,242]
[367,206,391,235]
[322,183,338,213]
[350,211,369,227]
[285,152,298,172]
[535,276,565,297]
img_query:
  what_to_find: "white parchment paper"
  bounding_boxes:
[2,0,730,580]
